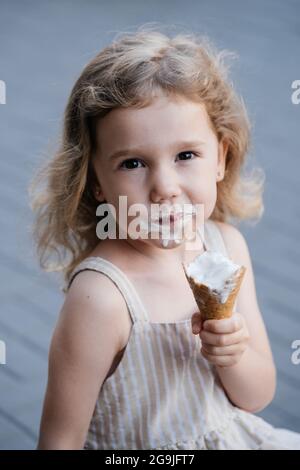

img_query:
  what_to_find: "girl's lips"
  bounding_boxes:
[158,213,183,224]
[151,208,196,225]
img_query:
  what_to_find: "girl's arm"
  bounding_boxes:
[37,271,130,450]
[193,222,276,413]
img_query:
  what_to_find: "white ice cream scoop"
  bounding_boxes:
[183,250,246,319]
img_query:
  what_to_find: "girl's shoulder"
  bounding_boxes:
[213,220,251,267]
[214,220,260,319]
[64,266,132,351]
[83,239,133,273]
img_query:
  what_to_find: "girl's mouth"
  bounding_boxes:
[158,213,183,224]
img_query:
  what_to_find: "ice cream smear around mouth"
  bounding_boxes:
[185,251,241,303]
[137,209,195,248]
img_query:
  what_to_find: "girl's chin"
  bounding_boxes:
[128,217,198,247]
[156,237,183,248]
[146,233,196,249]
[128,233,182,247]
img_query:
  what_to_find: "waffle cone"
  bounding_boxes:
[183,262,246,320]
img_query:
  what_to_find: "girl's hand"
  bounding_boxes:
[191,311,250,368]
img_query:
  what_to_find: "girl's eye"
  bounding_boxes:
[177,151,197,161]
[119,151,197,170]
[119,159,144,170]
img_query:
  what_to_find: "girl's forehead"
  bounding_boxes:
[96,96,211,138]
[94,98,216,160]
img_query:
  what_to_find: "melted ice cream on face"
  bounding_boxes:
[185,251,240,303]
[138,211,195,248]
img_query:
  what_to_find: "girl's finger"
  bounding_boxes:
[201,348,241,367]
[201,342,245,356]
[200,328,244,347]
[203,313,243,334]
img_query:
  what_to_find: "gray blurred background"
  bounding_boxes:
[0,0,299,450]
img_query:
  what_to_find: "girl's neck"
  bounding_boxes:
[116,234,205,273]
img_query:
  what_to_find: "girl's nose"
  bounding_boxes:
[149,166,182,203]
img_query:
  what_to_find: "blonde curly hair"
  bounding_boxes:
[28,25,264,292]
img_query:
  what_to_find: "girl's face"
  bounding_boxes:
[92,93,228,252]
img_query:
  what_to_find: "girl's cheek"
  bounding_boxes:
[194,184,217,219]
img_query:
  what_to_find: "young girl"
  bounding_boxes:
[30,27,300,450]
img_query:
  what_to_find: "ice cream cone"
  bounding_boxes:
[183,251,246,320]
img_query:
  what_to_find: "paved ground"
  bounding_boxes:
[0,0,299,450]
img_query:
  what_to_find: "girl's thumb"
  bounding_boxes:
[191,311,203,335]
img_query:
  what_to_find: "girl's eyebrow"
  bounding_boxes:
[107,140,206,161]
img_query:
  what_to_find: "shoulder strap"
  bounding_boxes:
[203,219,229,257]
[204,220,239,313]
[68,257,149,324]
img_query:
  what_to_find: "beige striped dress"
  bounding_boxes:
[68,219,300,450]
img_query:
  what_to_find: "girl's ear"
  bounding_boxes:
[94,187,105,202]
[88,151,102,202]
[90,162,106,202]
[216,139,229,182]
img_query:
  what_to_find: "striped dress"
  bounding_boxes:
[68,219,300,450]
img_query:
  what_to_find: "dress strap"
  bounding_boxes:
[68,257,149,324]
[203,220,239,312]
[203,219,229,257]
